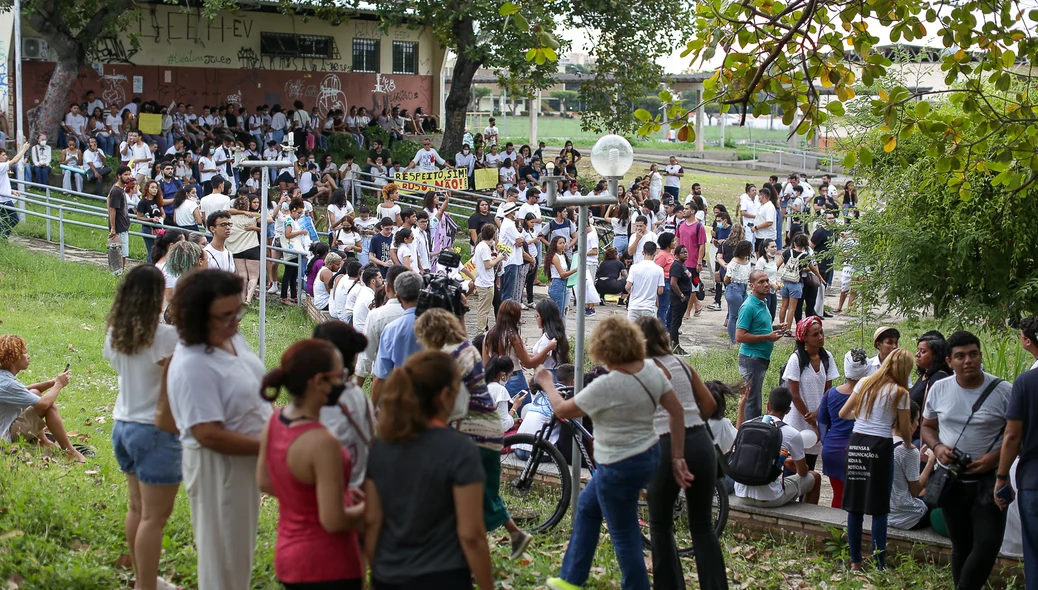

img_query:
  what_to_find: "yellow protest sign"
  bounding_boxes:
[474,168,499,190]
[393,168,469,192]
[138,113,163,135]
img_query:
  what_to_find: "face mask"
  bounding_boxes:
[325,381,346,406]
[281,202,290,211]
[209,148,216,155]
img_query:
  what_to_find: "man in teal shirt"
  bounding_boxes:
[736,270,782,419]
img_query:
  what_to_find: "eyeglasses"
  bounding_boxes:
[212,306,246,327]
[217,222,233,228]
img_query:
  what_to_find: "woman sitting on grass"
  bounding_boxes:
[0,335,83,462]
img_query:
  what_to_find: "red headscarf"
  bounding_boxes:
[795,316,822,343]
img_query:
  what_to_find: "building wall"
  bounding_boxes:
[14,4,443,119]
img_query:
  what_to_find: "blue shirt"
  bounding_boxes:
[736,294,774,359]
[159,178,183,216]
[373,308,420,380]
[818,386,854,480]
[0,369,41,443]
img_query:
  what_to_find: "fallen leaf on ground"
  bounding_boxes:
[0,531,24,542]
[6,573,24,589]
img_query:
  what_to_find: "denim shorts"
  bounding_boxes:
[112,420,183,485]
[779,281,803,299]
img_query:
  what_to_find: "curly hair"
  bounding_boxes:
[166,241,203,278]
[587,316,646,367]
[233,194,251,211]
[381,182,400,201]
[106,265,165,356]
[414,309,467,349]
[169,270,244,346]
[0,335,27,371]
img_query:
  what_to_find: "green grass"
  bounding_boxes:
[2,243,1025,589]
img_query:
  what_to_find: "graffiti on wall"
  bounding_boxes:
[317,75,348,117]
[100,72,128,108]
[138,11,255,47]
[0,42,8,106]
[89,38,138,65]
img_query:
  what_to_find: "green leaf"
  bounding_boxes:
[634,109,653,122]
[842,150,857,168]
[825,101,845,116]
[499,2,520,16]
[525,48,537,62]
[513,12,529,32]
[915,101,931,117]
[936,157,952,173]
[659,89,673,104]
[1002,50,1016,68]
[859,146,874,166]
[543,46,557,62]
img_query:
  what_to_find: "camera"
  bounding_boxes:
[416,272,467,318]
[437,249,462,269]
[945,447,972,478]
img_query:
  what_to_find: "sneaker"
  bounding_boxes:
[707,303,722,311]
[547,578,581,590]
[509,531,533,560]
[267,283,278,294]
[672,344,689,356]
[589,307,596,315]
[584,307,593,316]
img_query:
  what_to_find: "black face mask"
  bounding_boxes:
[325,381,346,406]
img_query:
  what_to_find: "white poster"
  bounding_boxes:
[132,76,143,93]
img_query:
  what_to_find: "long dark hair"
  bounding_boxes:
[794,324,830,379]
[260,339,339,402]
[486,300,522,357]
[173,186,193,210]
[917,335,952,379]
[328,188,347,209]
[305,242,330,276]
[151,227,184,262]
[543,236,569,276]
[535,299,570,366]
[106,265,165,355]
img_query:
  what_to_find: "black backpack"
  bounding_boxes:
[725,418,786,486]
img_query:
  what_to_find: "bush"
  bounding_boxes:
[390,140,421,169]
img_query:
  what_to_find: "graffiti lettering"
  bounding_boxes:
[354,21,383,39]
[165,52,231,66]
[389,90,419,102]
[0,44,7,106]
[138,12,254,46]
[100,72,128,108]
[372,73,397,94]
[316,74,348,118]
[285,79,318,101]
[237,47,260,69]
[89,38,138,65]
[264,55,351,73]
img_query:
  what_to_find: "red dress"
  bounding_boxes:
[266,410,363,584]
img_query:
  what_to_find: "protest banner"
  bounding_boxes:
[474,168,499,190]
[393,168,468,192]
[138,113,163,135]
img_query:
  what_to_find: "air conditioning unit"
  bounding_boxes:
[23,38,49,61]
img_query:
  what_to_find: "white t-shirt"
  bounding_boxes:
[167,334,272,447]
[753,200,777,240]
[411,148,444,172]
[104,325,179,424]
[709,417,738,454]
[199,193,232,223]
[487,381,514,432]
[342,280,364,321]
[330,277,356,320]
[319,384,375,488]
[483,125,499,146]
[198,156,217,182]
[735,420,805,502]
[174,200,199,226]
[483,152,503,169]
[889,439,927,529]
[499,222,524,267]
[630,231,659,265]
[376,203,400,225]
[627,260,665,311]
[782,350,840,454]
[573,362,669,465]
[495,200,519,221]
[532,334,558,370]
[852,382,910,438]
[586,228,600,267]
[739,193,759,237]
[664,164,683,188]
[518,202,543,234]
[204,243,235,272]
[499,166,516,186]
[473,241,495,288]
[352,286,376,333]
[397,243,420,273]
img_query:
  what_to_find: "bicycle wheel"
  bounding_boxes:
[639,477,730,556]
[500,433,572,534]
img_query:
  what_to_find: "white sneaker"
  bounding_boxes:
[267,283,278,294]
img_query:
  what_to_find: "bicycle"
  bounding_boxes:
[499,386,729,555]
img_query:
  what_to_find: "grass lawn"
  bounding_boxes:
[2,242,1030,589]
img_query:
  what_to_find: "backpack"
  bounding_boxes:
[725,418,786,486]
[778,251,807,283]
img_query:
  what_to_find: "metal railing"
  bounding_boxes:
[745,142,839,174]
[6,181,308,307]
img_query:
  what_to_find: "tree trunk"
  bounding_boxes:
[30,56,82,143]
[441,51,482,158]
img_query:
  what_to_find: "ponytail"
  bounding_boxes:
[260,339,338,403]
[378,351,460,443]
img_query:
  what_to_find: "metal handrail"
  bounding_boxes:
[744,142,839,174]
[8,188,308,306]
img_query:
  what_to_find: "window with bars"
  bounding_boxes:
[392,41,418,75]
[352,38,379,73]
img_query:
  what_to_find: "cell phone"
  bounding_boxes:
[64,363,71,372]
[997,484,1015,505]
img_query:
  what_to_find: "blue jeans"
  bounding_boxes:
[504,371,531,413]
[33,166,51,186]
[737,354,770,421]
[725,282,748,344]
[765,292,777,320]
[1019,488,1038,585]
[657,290,671,324]
[613,234,628,257]
[559,445,660,590]
[549,278,568,313]
[775,207,783,249]
[500,264,519,303]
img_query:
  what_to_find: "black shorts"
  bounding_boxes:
[234,245,261,261]
[276,172,295,184]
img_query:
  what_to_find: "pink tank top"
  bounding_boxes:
[266,410,362,584]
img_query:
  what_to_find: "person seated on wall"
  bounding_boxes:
[0,335,86,462]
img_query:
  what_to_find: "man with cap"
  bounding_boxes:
[867,326,901,376]
[495,187,521,226]
[498,202,525,303]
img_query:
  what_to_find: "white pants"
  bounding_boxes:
[182,446,261,590]
[63,170,84,193]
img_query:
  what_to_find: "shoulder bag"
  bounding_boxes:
[923,378,1003,508]
[671,357,730,478]
[153,355,180,435]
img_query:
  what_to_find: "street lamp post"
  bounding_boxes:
[235,136,296,362]
[541,134,634,521]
